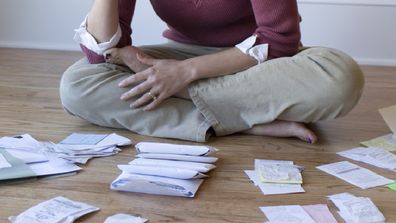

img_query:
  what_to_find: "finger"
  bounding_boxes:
[136,52,157,66]
[120,81,151,101]
[143,93,165,111]
[118,69,151,87]
[103,48,120,63]
[131,92,156,108]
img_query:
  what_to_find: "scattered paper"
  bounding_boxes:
[44,133,132,164]
[317,161,394,189]
[361,134,396,151]
[104,214,147,223]
[244,170,304,195]
[9,196,99,223]
[245,159,305,195]
[0,153,12,169]
[337,147,396,171]
[260,205,316,223]
[328,192,385,223]
[135,142,216,156]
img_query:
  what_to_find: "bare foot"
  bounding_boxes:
[104,46,149,73]
[243,120,317,143]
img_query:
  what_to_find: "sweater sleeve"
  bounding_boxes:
[81,0,136,64]
[249,0,301,59]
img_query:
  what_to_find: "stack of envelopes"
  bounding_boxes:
[111,142,218,197]
[245,159,305,195]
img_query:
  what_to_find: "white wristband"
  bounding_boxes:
[235,35,268,64]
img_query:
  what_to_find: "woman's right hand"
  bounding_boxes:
[104,46,151,73]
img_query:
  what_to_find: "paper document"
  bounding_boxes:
[317,161,394,189]
[104,214,148,223]
[135,142,216,156]
[244,170,304,195]
[0,149,36,181]
[60,133,108,145]
[9,196,99,223]
[0,134,44,153]
[328,192,385,223]
[111,172,203,197]
[337,147,396,171]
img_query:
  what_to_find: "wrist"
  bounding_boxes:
[181,59,199,83]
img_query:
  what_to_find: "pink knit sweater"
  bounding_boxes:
[82,0,301,64]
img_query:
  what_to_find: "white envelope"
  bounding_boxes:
[118,165,207,179]
[129,158,216,173]
[111,172,203,197]
[135,142,217,156]
[135,153,218,163]
[5,149,48,164]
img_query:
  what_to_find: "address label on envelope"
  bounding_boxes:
[111,172,204,197]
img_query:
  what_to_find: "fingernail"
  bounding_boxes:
[105,53,111,60]
[307,137,312,144]
[120,94,126,100]
[118,82,124,87]
[130,103,135,108]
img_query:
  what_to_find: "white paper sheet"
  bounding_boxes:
[118,164,207,179]
[316,161,394,189]
[111,172,203,197]
[0,134,44,153]
[9,196,99,223]
[0,153,12,169]
[135,142,216,156]
[260,205,316,223]
[129,158,216,173]
[104,214,148,223]
[28,153,82,177]
[328,193,385,223]
[5,149,48,164]
[244,170,304,195]
[337,147,396,171]
[136,153,218,163]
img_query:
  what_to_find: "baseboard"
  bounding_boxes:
[0,41,79,51]
[355,58,396,67]
[298,0,396,6]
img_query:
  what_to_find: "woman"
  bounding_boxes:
[60,0,364,143]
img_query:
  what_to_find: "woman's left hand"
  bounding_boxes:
[118,53,195,111]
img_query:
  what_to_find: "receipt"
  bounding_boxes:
[9,196,99,223]
[328,193,385,223]
[338,147,396,171]
[255,159,302,184]
[316,161,394,189]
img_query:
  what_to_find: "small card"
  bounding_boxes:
[317,161,394,189]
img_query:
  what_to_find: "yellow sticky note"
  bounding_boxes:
[361,134,396,152]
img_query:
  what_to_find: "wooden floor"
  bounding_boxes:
[0,48,395,222]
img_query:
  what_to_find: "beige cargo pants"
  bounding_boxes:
[60,41,364,142]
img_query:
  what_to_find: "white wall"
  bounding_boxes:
[0,0,395,66]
